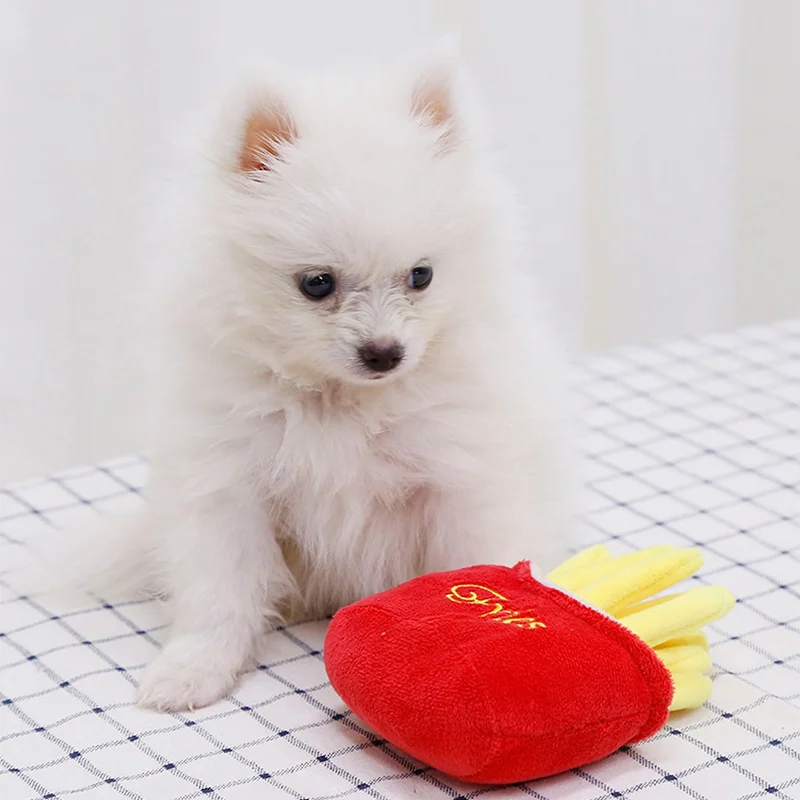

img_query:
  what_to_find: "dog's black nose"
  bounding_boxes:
[358,341,405,373]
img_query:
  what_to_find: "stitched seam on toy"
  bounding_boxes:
[451,587,658,781]
[516,571,672,740]
[462,708,650,783]
[473,708,648,741]
[554,594,671,740]
[462,646,509,779]
[338,605,509,778]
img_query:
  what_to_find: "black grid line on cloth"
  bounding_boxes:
[3,575,455,797]
[2,539,447,795]
[263,626,482,799]
[624,693,800,800]
[1,594,234,799]
[3,587,405,800]
[1,320,798,800]
[1,441,546,798]
[573,321,800,706]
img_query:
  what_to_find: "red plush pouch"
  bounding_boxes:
[324,562,673,785]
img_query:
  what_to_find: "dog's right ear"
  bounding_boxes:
[236,89,298,173]
[405,37,471,155]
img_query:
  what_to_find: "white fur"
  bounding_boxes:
[43,49,578,711]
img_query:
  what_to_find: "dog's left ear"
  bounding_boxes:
[408,40,464,152]
[238,91,297,173]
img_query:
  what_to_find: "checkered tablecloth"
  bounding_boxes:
[2,320,798,800]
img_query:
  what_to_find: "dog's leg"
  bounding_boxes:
[136,496,291,712]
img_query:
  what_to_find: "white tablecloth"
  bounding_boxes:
[2,320,798,800]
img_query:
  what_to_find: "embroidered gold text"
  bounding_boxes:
[445,584,546,630]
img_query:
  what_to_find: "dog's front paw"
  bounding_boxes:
[136,643,239,712]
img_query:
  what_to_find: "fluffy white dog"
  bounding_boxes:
[48,48,577,712]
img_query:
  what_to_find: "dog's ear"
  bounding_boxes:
[409,40,463,151]
[238,91,297,173]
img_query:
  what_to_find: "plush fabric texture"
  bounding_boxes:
[324,561,674,785]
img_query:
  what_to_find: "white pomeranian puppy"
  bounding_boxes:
[47,47,577,712]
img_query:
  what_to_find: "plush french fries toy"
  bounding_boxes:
[324,545,734,785]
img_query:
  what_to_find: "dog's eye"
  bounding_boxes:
[408,263,433,290]
[300,272,336,299]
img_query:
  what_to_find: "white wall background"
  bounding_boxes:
[1,0,798,481]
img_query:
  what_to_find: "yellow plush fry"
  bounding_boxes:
[546,544,611,586]
[657,631,708,651]
[655,645,712,675]
[550,546,674,593]
[617,592,682,619]
[623,586,736,648]
[545,543,735,713]
[578,549,704,615]
[669,673,713,712]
